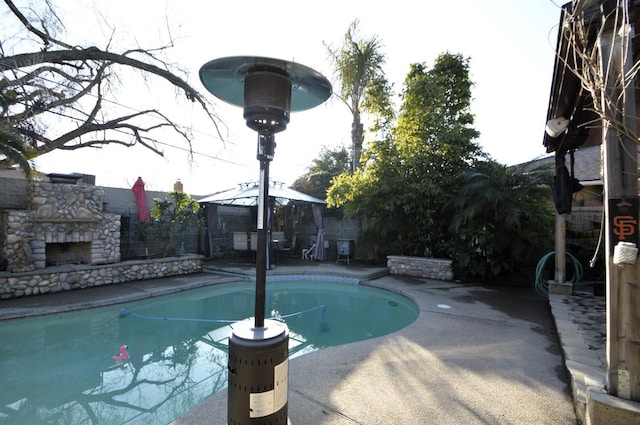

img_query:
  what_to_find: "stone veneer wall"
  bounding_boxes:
[0,254,203,299]
[1,182,120,272]
[387,255,454,281]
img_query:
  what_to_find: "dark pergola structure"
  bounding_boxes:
[543,0,640,414]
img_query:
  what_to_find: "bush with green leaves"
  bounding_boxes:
[148,191,201,256]
[445,161,555,280]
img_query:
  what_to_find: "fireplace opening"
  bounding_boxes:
[46,242,92,267]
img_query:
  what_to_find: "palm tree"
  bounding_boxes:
[325,19,393,172]
[0,126,35,177]
[1,88,35,177]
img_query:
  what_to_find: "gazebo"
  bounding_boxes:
[198,181,327,262]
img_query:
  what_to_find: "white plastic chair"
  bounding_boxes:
[302,243,316,260]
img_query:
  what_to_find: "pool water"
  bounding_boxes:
[0,280,418,425]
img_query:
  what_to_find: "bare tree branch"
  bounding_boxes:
[2,47,207,106]
[3,0,73,49]
[558,1,639,150]
[1,1,225,172]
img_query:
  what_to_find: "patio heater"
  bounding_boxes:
[199,56,331,424]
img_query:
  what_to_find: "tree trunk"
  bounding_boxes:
[351,120,363,172]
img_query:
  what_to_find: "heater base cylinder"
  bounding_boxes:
[227,319,289,424]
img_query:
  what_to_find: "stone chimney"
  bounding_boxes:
[174,179,183,192]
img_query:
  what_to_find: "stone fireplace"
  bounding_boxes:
[1,181,121,272]
[45,241,92,266]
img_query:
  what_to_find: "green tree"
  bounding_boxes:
[445,161,555,280]
[149,191,201,256]
[392,54,483,255]
[291,145,351,201]
[328,52,482,259]
[325,19,394,172]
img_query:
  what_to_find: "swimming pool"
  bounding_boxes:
[0,279,418,424]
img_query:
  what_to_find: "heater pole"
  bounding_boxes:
[255,131,275,328]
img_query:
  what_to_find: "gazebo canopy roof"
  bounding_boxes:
[197,181,326,207]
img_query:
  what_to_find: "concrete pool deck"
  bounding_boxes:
[0,259,587,424]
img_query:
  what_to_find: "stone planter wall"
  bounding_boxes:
[387,255,453,281]
[0,254,203,299]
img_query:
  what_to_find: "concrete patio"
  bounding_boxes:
[177,262,577,424]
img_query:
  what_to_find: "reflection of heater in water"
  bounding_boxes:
[336,239,354,265]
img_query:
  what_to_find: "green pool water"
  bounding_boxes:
[0,279,418,424]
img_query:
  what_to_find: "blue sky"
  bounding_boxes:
[16,0,564,194]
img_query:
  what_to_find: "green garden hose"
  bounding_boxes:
[535,251,583,297]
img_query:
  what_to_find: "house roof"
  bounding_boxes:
[519,144,602,182]
[571,146,602,181]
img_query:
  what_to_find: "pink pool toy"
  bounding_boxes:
[112,345,130,362]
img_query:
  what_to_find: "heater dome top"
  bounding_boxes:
[199,56,332,112]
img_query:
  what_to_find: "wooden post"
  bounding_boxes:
[599,24,640,401]
[555,213,566,283]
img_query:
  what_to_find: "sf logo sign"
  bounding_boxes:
[613,215,638,240]
[608,198,639,253]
